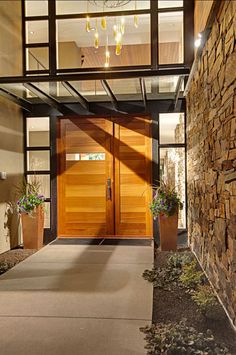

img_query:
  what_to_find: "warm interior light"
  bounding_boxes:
[134,15,138,28]
[101,17,107,30]
[194,38,201,48]
[86,16,91,32]
[121,18,125,34]
[94,32,99,48]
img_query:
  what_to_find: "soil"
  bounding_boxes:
[153,248,236,354]
[0,248,36,275]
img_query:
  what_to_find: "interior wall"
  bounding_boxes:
[0,1,23,253]
[187,0,236,326]
[194,0,214,37]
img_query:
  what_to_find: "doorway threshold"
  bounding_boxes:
[51,238,153,246]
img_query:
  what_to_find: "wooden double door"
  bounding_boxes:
[57,116,152,238]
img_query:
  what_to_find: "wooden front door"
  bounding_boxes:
[57,116,152,238]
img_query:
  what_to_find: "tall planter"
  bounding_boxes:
[158,212,178,251]
[21,205,44,249]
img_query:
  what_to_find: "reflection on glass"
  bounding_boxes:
[27,175,50,198]
[26,117,50,147]
[25,0,48,16]
[158,0,183,8]
[27,151,50,171]
[145,76,183,97]
[56,14,150,69]
[160,147,186,228]
[26,47,49,71]
[44,202,50,228]
[56,1,150,14]
[70,81,108,101]
[158,12,183,64]
[66,153,105,161]
[159,113,185,144]
[26,21,48,44]
[0,83,36,99]
[107,78,142,99]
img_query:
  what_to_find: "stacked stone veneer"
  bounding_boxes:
[187,1,236,325]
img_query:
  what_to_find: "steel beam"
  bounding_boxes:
[0,87,32,112]
[139,78,147,110]
[23,83,74,115]
[0,68,190,84]
[101,80,118,110]
[62,81,89,111]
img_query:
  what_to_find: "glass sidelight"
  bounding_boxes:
[25,117,51,230]
[158,113,186,229]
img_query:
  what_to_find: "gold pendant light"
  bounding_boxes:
[101,2,107,30]
[86,2,91,32]
[94,19,99,48]
[104,36,110,67]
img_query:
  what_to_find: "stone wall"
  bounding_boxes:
[187,0,236,326]
[0,1,23,253]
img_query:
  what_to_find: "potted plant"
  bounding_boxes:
[150,182,183,251]
[16,179,45,249]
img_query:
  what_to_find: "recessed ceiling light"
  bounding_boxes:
[30,31,34,35]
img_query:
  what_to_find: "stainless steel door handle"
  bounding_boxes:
[107,178,112,201]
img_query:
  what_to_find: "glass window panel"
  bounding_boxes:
[158,0,183,9]
[158,12,183,64]
[160,147,186,228]
[26,21,48,44]
[57,14,150,69]
[33,82,72,98]
[69,81,109,101]
[25,0,48,16]
[159,113,185,144]
[66,153,105,161]
[56,0,150,15]
[26,117,50,147]
[26,47,49,71]
[145,75,184,98]
[27,151,50,171]
[44,202,50,228]
[0,83,36,99]
[27,174,50,198]
[107,78,142,100]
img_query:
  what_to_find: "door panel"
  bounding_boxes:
[57,116,152,238]
[58,118,113,237]
[114,116,152,237]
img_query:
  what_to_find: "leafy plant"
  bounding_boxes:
[143,253,193,291]
[140,320,230,355]
[167,253,193,269]
[192,285,219,315]
[179,261,205,290]
[150,181,183,218]
[142,266,182,291]
[16,177,45,214]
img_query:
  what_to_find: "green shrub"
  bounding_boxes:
[191,285,223,320]
[179,261,204,290]
[142,266,181,291]
[167,253,193,269]
[140,320,230,355]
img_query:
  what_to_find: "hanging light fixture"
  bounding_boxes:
[85,0,139,67]
[94,19,99,48]
[89,1,131,8]
[104,36,110,67]
[85,1,91,32]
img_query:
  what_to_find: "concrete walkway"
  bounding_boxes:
[0,243,153,355]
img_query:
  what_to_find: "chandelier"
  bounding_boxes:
[85,0,139,67]
[89,1,131,8]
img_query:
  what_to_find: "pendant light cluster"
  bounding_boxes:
[85,0,139,67]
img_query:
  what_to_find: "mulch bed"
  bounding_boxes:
[0,248,36,275]
[152,247,236,354]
